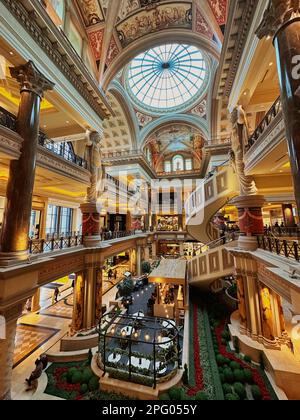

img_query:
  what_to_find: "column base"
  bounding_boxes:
[237,235,259,251]
[0,250,30,267]
[83,235,101,248]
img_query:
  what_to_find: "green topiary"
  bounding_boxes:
[71,370,82,384]
[82,367,93,384]
[243,369,253,384]
[223,384,232,395]
[233,369,245,383]
[67,367,77,383]
[216,354,226,366]
[230,361,241,370]
[224,368,234,384]
[222,331,231,342]
[244,355,252,364]
[168,387,183,400]
[88,376,99,392]
[80,383,88,394]
[195,392,208,401]
[225,393,240,401]
[233,382,247,400]
[159,393,171,401]
[251,385,262,401]
[219,373,225,384]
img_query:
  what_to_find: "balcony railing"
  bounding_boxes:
[0,106,17,132]
[28,230,140,255]
[248,97,282,149]
[29,233,83,254]
[0,106,88,169]
[257,235,300,262]
[265,226,300,238]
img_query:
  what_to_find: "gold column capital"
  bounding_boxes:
[256,0,300,39]
[10,61,55,98]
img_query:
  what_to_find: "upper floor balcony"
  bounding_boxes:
[244,97,286,174]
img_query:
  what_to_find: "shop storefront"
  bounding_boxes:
[157,215,179,231]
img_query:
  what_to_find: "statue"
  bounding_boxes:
[230,105,258,196]
[84,130,104,203]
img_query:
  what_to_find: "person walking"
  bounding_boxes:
[54,287,60,303]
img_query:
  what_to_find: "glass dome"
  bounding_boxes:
[126,44,208,114]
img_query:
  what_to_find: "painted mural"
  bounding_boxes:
[191,99,207,118]
[207,0,228,26]
[106,36,120,67]
[136,111,153,128]
[195,7,213,39]
[116,2,192,48]
[118,0,140,22]
[88,28,105,60]
[77,0,104,27]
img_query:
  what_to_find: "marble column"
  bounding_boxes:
[0,303,24,400]
[71,272,85,333]
[95,268,103,322]
[144,245,150,262]
[257,1,300,218]
[0,62,54,265]
[84,267,97,329]
[136,245,142,277]
[31,288,41,312]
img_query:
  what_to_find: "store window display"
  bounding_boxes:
[157,216,179,231]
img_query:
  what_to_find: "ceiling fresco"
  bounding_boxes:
[75,0,228,82]
[116,2,192,48]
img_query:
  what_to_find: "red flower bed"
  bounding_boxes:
[187,304,204,396]
[215,322,272,400]
[54,367,81,394]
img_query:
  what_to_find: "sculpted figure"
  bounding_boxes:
[84,130,103,203]
[230,106,257,196]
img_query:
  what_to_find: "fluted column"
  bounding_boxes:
[0,61,54,265]
[71,272,85,333]
[257,1,300,218]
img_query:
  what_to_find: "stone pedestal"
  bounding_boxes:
[80,202,101,247]
[232,195,265,251]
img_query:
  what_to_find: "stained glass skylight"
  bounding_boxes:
[126,44,208,114]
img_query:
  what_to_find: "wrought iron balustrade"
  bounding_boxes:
[257,235,300,262]
[0,106,88,169]
[29,233,83,254]
[0,106,17,132]
[38,133,88,169]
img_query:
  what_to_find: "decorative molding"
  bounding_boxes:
[2,0,111,120]
[256,0,300,39]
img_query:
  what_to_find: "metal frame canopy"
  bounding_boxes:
[125,43,209,116]
[97,312,182,389]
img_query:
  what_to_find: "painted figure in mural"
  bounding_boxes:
[230,105,257,196]
[84,130,103,203]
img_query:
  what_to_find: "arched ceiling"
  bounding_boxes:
[75,0,228,87]
[101,91,135,152]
